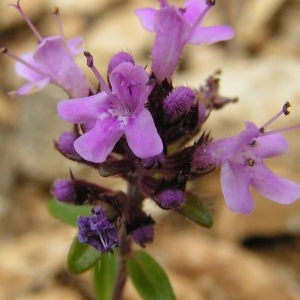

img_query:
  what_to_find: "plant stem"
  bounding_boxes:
[112,230,131,300]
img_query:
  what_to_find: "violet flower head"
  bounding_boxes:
[78,206,120,253]
[193,103,300,214]
[58,53,163,163]
[136,0,234,80]
[4,1,89,98]
[132,225,154,247]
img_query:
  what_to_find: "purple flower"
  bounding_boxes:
[58,61,163,163]
[163,86,195,123]
[194,121,300,214]
[78,206,120,253]
[136,0,234,80]
[6,1,89,97]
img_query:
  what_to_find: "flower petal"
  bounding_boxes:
[250,162,300,204]
[14,78,50,96]
[74,117,123,163]
[188,25,234,44]
[57,93,108,124]
[15,53,45,81]
[151,6,190,80]
[183,0,208,24]
[254,133,288,158]
[135,8,156,32]
[220,161,254,214]
[110,62,153,114]
[67,36,84,56]
[125,108,163,158]
[34,36,89,97]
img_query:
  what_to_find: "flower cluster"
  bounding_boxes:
[4,0,300,257]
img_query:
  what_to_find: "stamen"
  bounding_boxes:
[246,158,255,167]
[9,0,43,42]
[190,0,214,32]
[259,101,291,132]
[83,51,114,99]
[1,47,48,77]
[260,125,300,137]
[52,7,65,39]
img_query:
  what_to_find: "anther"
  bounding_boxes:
[249,140,257,147]
[52,7,59,14]
[260,101,292,132]
[0,47,7,54]
[83,51,115,99]
[84,51,94,68]
[283,101,291,116]
[246,158,255,167]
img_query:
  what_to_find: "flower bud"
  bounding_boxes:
[56,131,81,160]
[52,179,76,203]
[163,87,195,123]
[155,189,184,209]
[108,51,135,74]
[132,225,154,247]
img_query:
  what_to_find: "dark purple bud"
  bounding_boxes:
[141,153,164,169]
[108,51,135,74]
[56,131,81,160]
[78,206,120,253]
[155,189,185,209]
[163,87,195,123]
[52,179,76,203]
[132,225,154,247]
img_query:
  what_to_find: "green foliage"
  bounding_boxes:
[67,237,100,274]
[127,250,176,300]
[93,252,119,300]
[48,198,93,227]
[178,192,213,228]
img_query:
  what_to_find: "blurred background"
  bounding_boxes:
[1,0,300,299]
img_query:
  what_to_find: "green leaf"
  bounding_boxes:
[177,192,213,228]
[127,250,176,300]
[48,198,93,227]
[93,252,119,300]
[67,237,100,274]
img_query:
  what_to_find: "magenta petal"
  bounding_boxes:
[67,36,84,56]
[188,25,234,44]
[135,8,156,32]
[15,53,45,81]
[183,0,208,24]
[125,108,163,158]
[57,93,108,123]
[15,78,50,95]
[250,162,300,204]
[34,36,89,97]
[221,162,254,214]
[254,134,288,158]
[74,117,123,163]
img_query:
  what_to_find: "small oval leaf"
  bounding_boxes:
[177,192,213,228]
[127,250,175,300]
[48,198,93,227]
[68,237,100,274]
[93,252,119,300]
